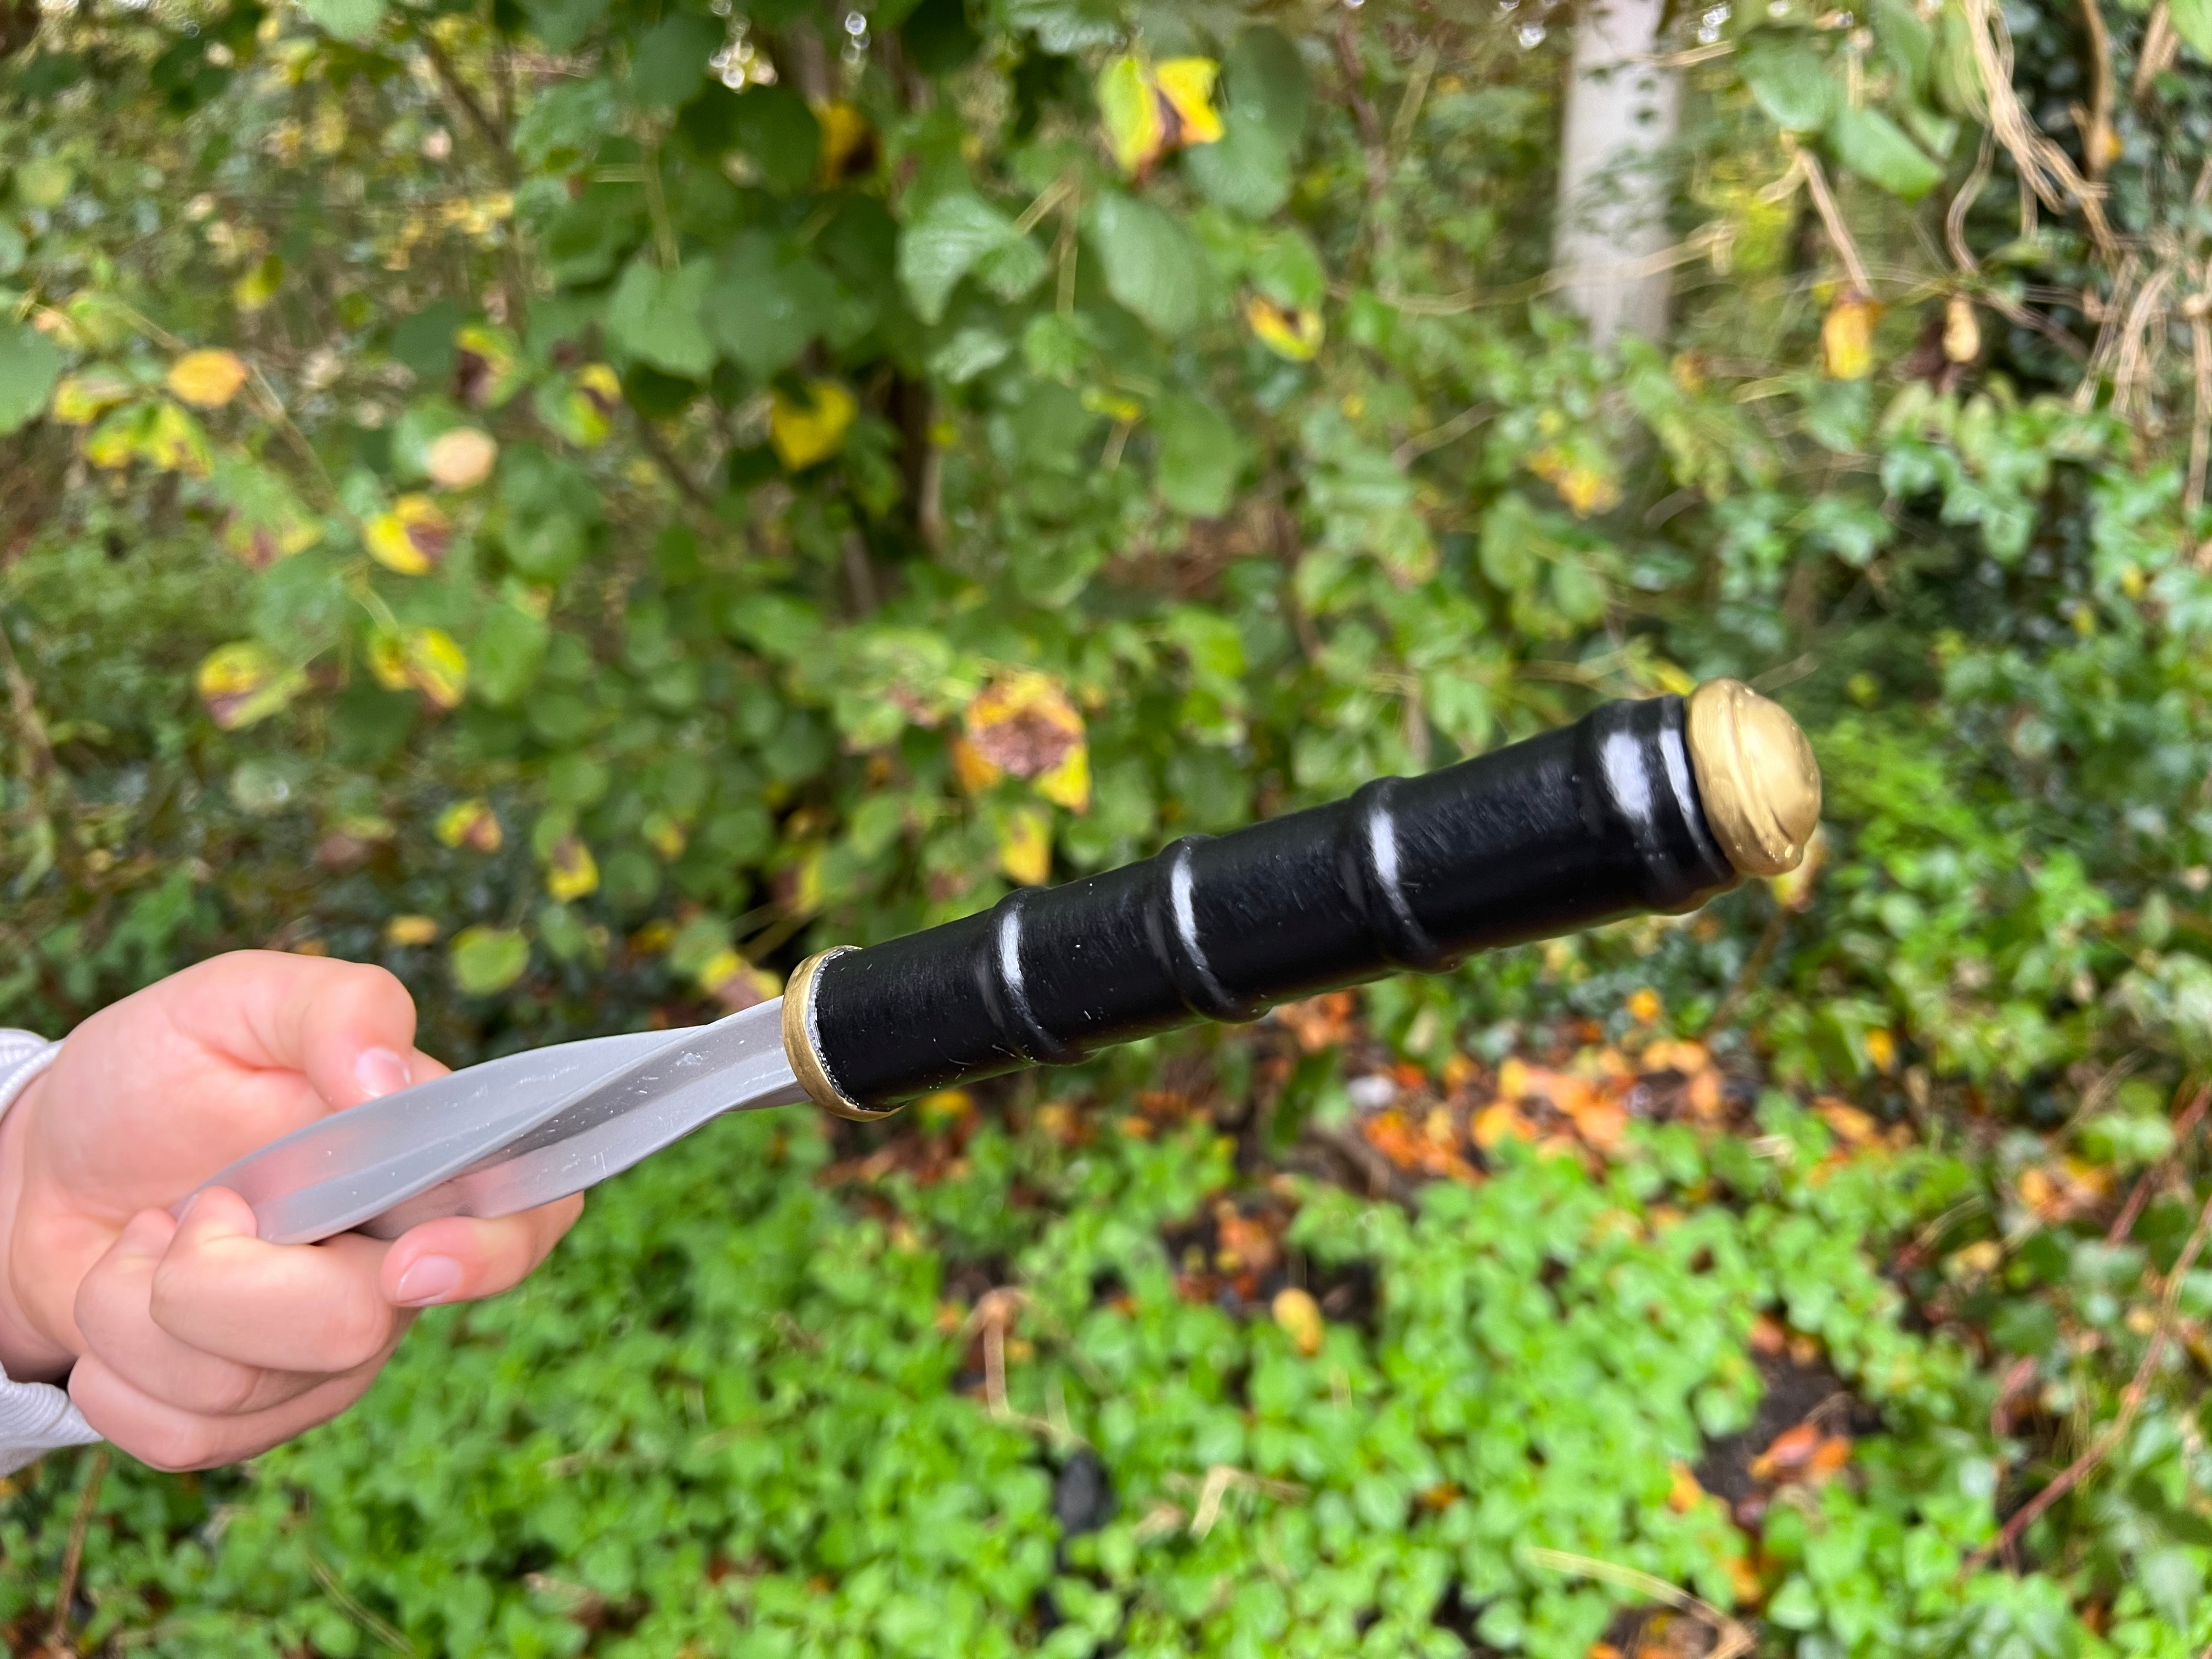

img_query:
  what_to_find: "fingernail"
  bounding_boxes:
[394,1256,463,1306]
[354,1047,413,1100]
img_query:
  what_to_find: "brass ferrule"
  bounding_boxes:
[1684,679,1821,878]
[781,946,895,1120]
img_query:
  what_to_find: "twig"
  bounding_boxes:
[1957,0,2115,253]
[1703,905,1790,1038]
[1787,145,1875,297]
[631,414,718,515]
[2188,301,2212,516]
[1521,1546,1754,1659]
[2132,1,2179,101]
[307,1554,418,1657]
[46,1447,109,1654]
[1948,131,1996,273]
[1392,404,1494,467]
[1176,1464,1307,1538]
[1968,1170,2212,1571]
[0,614,55,783]
[416,33,515,182]
[2107,1081,2210,1244]
[2075,0,2117,178]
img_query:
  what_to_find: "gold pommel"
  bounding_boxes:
[782,947,892,1120]
[1684,679,1821,878]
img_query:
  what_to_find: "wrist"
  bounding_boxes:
[0,1073,74,1381]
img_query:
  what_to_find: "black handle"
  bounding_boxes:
[783,691,1782,1116]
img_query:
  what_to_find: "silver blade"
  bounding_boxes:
[196,999,803,1245]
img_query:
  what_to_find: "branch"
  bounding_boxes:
[417,31,517,184]
[1967,1167,2212,1572]
[631,414,720,515]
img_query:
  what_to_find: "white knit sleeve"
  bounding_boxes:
[0,1032,99,1475]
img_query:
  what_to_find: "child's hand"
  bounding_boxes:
[0,951,582,1469]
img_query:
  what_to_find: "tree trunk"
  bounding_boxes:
[1552,0,1682,347]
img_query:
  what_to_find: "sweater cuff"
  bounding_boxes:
[0,1031,97,1472]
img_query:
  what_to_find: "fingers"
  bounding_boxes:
[73,1209,321,1417]
[71,1349,388,1473]
[145,1187,403,1372]
[161,951,431,1112]
[381,1194,585,1307]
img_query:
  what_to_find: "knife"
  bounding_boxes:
[193,679,1820,1245]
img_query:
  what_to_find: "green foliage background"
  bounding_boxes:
[9,0,2212,1652]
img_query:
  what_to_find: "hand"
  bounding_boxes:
[0,951,582,1470]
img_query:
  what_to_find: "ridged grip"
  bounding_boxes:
[802,693,1739,1113]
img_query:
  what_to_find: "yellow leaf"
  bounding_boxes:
[435,799,503,853]
[195,641,303,731]
[364,494,452,575]
[996,804,1053,887]
[964,670,1086,780]
[1863,1027,1897,1072]
[769,380,857,470]
[233,255,283,313]
[697,947,781,1010]
[793,844,827,913]
[544,834,599,902]
[142,403,213,476]
[1034,744,1091,812]
[557,363,623,447]
[82,405,148,470]
[1244,294,1324,362]
[424,426,497,489]
[642,810,687,860]
[1154,58,1224,147]
[1821,295,1880,380]
[385,914,441,947]
[1097,54,1165,174]
[1271,1286,1324,1356]
[1528,445,1621,517]
[455,323,524,408]
[367,630,411,692]
[217,469,320,568]
[166,349,251,410]
[1627,988,1662,1024]
[1943,295,1980,364]
[51,370,133,426]
[815,101,874,186]
[83,402,212,476]
[404,627,468,709]
[949,734,1003,795]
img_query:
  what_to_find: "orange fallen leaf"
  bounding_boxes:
[1750,1421,1821,1481]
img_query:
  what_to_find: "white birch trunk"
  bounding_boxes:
[1552,0,1682,347]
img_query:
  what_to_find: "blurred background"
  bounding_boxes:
[5,0,2212,1652]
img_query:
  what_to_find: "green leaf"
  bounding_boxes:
[706,233,833,377]
[929,326,1011,385]
[295,0,384,41]
[1828,104,1943,200]
[730,85,821,194]
[2176,0,2212,57]
[470,605,550,707]
[899,193,1020,325]
[606,258,716,379]
[0,322,62,436]
[1153,396,1245,518]
[1871,0,1933,93]
[630,12,720,108]
[2141,1547,2203,1631]
[1225,26,1311,153]
[1086,193,1210,336]
[450,926,529,996]
[1740,32,1838,132]
[1185,104,1291,218]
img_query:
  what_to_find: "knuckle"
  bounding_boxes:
[319,1295,394,1369]
[133,1418,229,1473]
